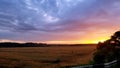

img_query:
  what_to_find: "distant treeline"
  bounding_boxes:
[0,42,96,47]
[0,42,48,47]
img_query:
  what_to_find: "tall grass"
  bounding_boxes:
[0,45,96,68]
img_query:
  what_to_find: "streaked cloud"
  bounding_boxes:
[0,0,120,44]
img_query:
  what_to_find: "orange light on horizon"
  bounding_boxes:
[43,38,108,44]
[0,36,109,44]
[83,40,106,44]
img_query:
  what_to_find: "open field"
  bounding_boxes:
[0,45,96,68]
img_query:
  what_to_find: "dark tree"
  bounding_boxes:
[93,31,120,68]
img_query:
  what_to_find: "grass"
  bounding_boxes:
[0,45,96,68]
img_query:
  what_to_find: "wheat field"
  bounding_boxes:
[0,45,96,68]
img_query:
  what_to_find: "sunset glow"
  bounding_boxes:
[0,0,120,44]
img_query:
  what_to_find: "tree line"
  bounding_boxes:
[0,42,48,47]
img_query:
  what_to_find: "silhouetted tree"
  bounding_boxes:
[93,31,120,68]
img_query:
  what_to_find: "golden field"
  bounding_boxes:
[0,45,96,68]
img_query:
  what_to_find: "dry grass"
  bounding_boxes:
[0,45,96,68]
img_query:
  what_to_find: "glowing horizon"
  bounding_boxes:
[0,36,109,44]
[0,0,120,44]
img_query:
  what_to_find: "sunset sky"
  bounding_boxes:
[0,0,120,44]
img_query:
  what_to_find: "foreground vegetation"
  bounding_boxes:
[93,31,120,68]
[0,45,96,68]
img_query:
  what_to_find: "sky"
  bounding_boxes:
[0,0,120,44]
